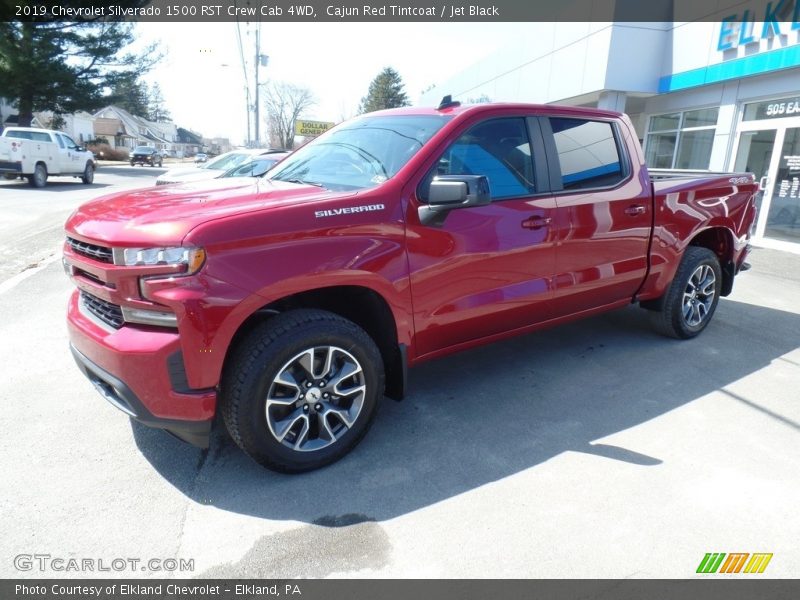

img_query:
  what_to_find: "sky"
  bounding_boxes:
[135,22,530,145]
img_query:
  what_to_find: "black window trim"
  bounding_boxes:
[415,115,554,204]
[539,115,633,195]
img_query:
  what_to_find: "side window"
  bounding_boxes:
[55,134,66,149]
[549,118,625,190]
[62,135,78,148]
[424,118,535,201]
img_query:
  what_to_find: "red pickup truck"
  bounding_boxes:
[64,101,757,472]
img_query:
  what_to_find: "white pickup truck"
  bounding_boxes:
[0,126,95,188]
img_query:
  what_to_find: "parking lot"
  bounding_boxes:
[1,167,798,579]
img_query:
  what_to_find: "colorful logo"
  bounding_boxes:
[697,552,773,574]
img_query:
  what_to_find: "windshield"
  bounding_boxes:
[267,115,450,191]
[133,146,153,153]
[203,151,255,171]
[222,157,282,178]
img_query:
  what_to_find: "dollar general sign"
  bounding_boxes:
[295,120,335,136]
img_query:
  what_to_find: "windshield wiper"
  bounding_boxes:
[285,178,326,188]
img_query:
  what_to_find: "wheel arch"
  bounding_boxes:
[687,226,736,296]
[223,284,407,401]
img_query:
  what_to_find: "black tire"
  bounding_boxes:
[130,160,135,167]
[649,247,722,339]
[81,162,94,184]
[28,163,47,188]
[221,309,384,473]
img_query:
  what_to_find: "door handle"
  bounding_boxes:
[759,176,769,191]
[521,216,552,230]
[624,204,646,216]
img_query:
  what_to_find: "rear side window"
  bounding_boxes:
[549,118,625,190]
[428,118,535,200]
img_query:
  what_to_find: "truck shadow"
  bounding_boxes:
[0,180,114,192]
[132,298,800,522]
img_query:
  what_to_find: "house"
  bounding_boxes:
[93,106,173,151]
[33,111,95,143]
[203,137,233,155]
[93,106,203,158]
[177,127,204,156]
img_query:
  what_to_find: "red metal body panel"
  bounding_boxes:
[66,291,216,421]
[636,175,757,301]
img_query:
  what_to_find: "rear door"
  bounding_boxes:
[406,114,558,357]
[541,116,651,315]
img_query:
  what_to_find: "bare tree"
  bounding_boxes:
[262,82,315,150]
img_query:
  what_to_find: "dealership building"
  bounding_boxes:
[419,18,800,253]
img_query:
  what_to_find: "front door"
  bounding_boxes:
[406,116,557,357]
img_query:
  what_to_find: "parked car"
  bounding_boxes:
[64,101,757,473]
[156,149,285,185]
[130,146,163,167]
[194,153,208,163]
[0,126,95,187]
[219,152,290,178]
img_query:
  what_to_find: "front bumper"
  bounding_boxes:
[67,290,216,447]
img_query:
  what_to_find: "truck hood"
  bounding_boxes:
[65,178,356,246]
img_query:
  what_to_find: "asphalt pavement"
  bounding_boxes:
[0,167,798,579]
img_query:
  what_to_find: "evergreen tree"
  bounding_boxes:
[147,83,172,122]
[108,73,150,117]
[0,8,159,127]
[358,67,410,114]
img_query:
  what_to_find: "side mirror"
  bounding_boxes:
[419,175,491,226]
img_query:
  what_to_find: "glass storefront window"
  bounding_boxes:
[645,108,719,169]
[743,97,800,121]
[649,113,681,132]
[675,129,715,169]
[683,108,719,128]
[644,133,676,168]
[765,127,800,243]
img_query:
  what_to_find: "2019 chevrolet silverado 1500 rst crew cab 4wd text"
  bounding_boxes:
[0,127,95,187]
[63,100,757,473]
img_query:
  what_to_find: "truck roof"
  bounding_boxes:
[2,126,63,135]
[364,102,624,120]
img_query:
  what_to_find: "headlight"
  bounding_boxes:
[113,246,206,273]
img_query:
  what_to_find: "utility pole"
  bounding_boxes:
[253,28,269,148]
[254,28,260,147]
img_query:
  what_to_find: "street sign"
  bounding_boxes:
[295,120,335,136]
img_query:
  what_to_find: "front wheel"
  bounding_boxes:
[648,247,722,339]
[220,309,384,473]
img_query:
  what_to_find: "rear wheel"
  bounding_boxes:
[221,309,384,473]
[81,162,94,184]
[649,247,722,339]
[28,163,47,188]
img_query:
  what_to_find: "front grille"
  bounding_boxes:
[67,237,113,263]
[81,291,124,329]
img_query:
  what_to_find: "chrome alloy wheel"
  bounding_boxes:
[265,346,366,452]
[682,264,716,327]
